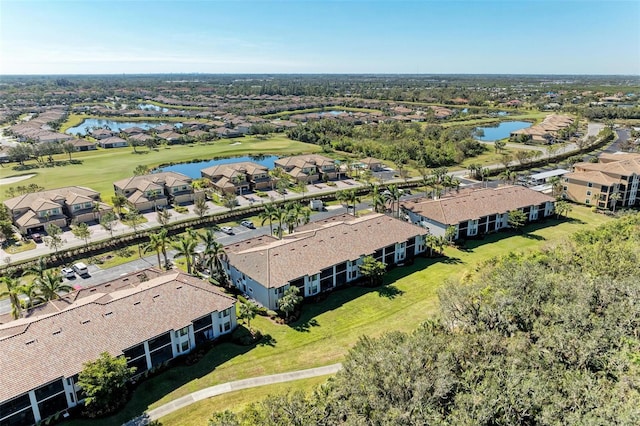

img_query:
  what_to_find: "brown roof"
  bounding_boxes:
[0,269,235,402]
[564,170,622,186]
[226,213,426,288]
[114,172,191,192]
[274,154,335,169]
[201,161,268,179]
[4,186,100,211]
[401,186,555,225]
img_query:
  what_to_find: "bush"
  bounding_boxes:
[231,327,263,346]
[266,310,278,318]
[237,295,248,304]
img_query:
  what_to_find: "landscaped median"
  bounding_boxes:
[60,206,613,426]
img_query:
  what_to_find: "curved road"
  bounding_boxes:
[124,363,342,425]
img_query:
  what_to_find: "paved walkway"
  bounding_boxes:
[124,363,342,425]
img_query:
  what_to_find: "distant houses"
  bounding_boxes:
[274,154,339,183]
[201,162,273,195]
[113,172,202,212]
[3,186,113,234]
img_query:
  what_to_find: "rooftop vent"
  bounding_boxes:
[52,330,61,336]
[25,339,36,345]
[104,312,113,317]
[133,301,141,306]
[80,319,91,325]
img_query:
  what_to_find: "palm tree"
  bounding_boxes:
[499,169,517,184]
[144,228,171,269]
[609,192,621,212]
[23,257,48,280]
[35,270,73,301]
[384,184,402,218]
[285,202,311,233]
[238,301,259,331]
[18,281,42,310]
[1,276,23,319]
[259,203,278,236]
[371,186,386,213]
[199,228,226,278]
[272,205,288,239]
[172,234,198,274]
[548,176,563,199]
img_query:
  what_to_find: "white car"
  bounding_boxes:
[240,220,255,229]
[220,226,234,235]
[61,267,75,279]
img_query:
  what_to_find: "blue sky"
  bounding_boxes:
[1,0,638,75]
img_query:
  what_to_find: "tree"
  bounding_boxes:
[1,276,23,319]
[259,203,278,236]
[494,139,506,153]
[44,223,65,253]
[507,209,527,233]
[111,194,127,218]
[198,228,227,282]
[554,200,573,218]
[23,256,48,280]
[337,189,360,216]
[358,255,387,287]
[125,208,144,234]
[548,176,563,198]
[383,184,402,218]
[371,185,386,213]
[238,301,259,331]
[62,142,76,160]
[194,197,209,218]
[144,228,171,269]
[71,222,92,248]
[35,270,73,301]
[278,286,302,320]
[609,191,621,212]
[100,211,118,238]
[133,164,149,176]
[78,352,136,417]
[222,193,238,210]
[499,168,516,184]
[156,208,172,227]
[285,202,311,233]
[172,234,197,274]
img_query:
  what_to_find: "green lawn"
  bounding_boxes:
[0,136,320,203]
[160,376,329,426]
[64,205,611,426]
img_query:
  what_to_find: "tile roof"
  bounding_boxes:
[4,187,100,211]
[275,154,335,169]
[564,170,622,186]
[401,186,555,225]
[201,161,268,179]
[226,213,426,288]
[114,172,191,192]
[0,269,235,402]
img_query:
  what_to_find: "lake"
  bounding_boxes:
[475,121,532,141]
[159,155,280,178]
[66,119,170,136]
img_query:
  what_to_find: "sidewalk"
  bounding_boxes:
[124,363,342,425]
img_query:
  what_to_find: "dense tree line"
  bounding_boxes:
[210,213,640,425]
[287,120,485,167]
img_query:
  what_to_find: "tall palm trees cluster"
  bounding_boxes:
[1,257,74,320]
[258,201,311,239]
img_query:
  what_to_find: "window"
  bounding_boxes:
[585,199,590,204]
[586,190,591,196]
[587,182,593,188]
[563,186,568,191]
[224,322,231,331]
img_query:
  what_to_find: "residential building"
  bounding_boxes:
[99,136,128,149]
[69,138,97,151]
[201,161,272,194]
[113,172,201,211]
[224,213,427,310]
[274,154,338,183]
[3,187,112,234]
[89,128,114,139]
[358,157,384,172]
[562,153,640,209]
[0,269,236,426]
[401,186,555,240]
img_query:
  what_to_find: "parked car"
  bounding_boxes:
[61,267,75,279]
[240,220,255,229]
[31,233,43,243]
[72,262,89,277]
[220,226,234,235]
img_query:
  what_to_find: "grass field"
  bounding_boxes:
[160,376,329,426]
[65,205,612,426]
[0,136,321,203]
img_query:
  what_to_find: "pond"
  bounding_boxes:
[158,155,280,178]
[475,121,532,141]
[65,119,172,136]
